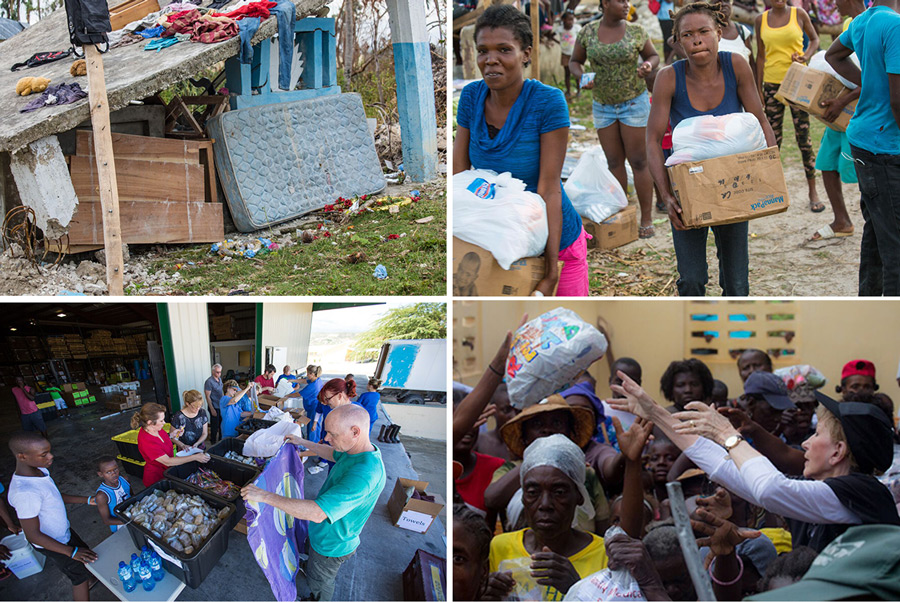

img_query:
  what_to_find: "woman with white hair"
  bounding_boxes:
[484,434,608,601]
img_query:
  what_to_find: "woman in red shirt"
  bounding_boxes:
[133,403,210,487]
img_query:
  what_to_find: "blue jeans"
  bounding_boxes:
[850,144,900,296]
[671,221,749,296]
[237,0,295,90]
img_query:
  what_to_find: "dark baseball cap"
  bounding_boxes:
[748,525,900,601]
[815,391,893,474]
[744,371,795,411]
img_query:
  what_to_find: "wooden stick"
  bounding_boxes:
[84,44,125,296]
[531,0,540,80]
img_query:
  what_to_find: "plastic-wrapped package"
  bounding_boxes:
[665,112,767,166]
[564,147,629,223]
[808,50,859,90]
[242,420,303,457]
[506,308,608,409]
[453,169,548,270]
[563,526,648,601]
[774,364,827,390]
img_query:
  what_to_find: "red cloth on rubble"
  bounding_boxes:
[214,1,276,20]
[164,8,238,43]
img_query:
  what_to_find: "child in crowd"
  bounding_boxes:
[645,436,679,505]
[94,456,131,533]
[837,359,877,399]
[220,380,254,438]
[452,504,492,602]
[711,379,729,408]
[737,348,773,382]
[8,432,98,601]
[554,10,582,98]
[473,383,518,461]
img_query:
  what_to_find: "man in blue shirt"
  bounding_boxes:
[241,404,385,601]
[826,0,900,296]
[204,364,224,443]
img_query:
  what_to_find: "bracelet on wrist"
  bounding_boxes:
[488,364,503,377]
[709,554,743,586]
[71,546,79,558]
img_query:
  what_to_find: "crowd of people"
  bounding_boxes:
[1,363,388,601]
[454,0,900,296]
[453,324,900,600]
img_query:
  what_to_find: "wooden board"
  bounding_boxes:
[109,0,161,32]
[66,201,224,245]
[75,130,201,164]
[70,155,206,203]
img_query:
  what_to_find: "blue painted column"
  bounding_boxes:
[385,0,438,182]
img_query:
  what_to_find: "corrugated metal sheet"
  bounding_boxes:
[165,303,213,406]
[261,303,314,373]
[0,19,24,41]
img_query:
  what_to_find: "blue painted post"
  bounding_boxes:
[385,0,438,182]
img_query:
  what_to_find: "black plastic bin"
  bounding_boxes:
[114,480,235,589]
[235,418,277,436]
[206,437,248,463]
[164,456,259,528]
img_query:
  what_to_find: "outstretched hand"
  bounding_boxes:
[614,416,653,463]
[696,487,733,521]
[673,401,740,445]
[718,406,754,433]
[608,370,661,419]
[691,507,760,562]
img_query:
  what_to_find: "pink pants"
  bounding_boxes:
[556,228,590,296]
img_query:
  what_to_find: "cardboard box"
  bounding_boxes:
[63,382,86,393]
[582,205,639,250]
[776,62,857,132]
[387,478,445,534]
[105,401,130,412]
[668,147,791,228]
[452,237,559,297]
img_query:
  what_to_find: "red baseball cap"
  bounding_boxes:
[841,359,876,381]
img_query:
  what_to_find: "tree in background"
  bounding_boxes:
[349,303,446,361]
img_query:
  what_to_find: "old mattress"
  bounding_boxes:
[207,93,385,232]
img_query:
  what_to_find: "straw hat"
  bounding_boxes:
[499,395,595,459]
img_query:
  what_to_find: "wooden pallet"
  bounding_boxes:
[60,131,223,250]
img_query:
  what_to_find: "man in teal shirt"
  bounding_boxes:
[242,404,386,601]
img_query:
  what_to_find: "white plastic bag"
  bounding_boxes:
[242,420,302,457]
[506,308,608,409]
[453,169,548,270]
[564,147,628,223]
[665,112,767,166]
[808,50,859,90]
[564,527,648,601]
[263,406,294,423]
[274,378,296,397]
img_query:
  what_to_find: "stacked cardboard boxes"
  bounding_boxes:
[106,389,141,412]
[211,316,237,340]
[62,382,96,406]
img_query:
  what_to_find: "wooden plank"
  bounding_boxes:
[110,0,160,31]
[45,241,104,254]
[66,201,224,245]
[70,156,206,203]
[198,140,218,204]
[75,130,201,164]
[85,44,125,296]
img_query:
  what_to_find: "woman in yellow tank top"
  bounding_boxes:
[754,0,823,212]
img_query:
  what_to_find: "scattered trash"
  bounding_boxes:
[299,230,316,243]
[373,264,387,279]
[346,252,367,264]
[211,238,278,259]
[386,234,400,240]
[415,216,434,224]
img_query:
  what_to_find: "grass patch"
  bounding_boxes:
[135,181,446,296]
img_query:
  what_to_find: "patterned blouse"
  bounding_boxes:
[578,20,649,106]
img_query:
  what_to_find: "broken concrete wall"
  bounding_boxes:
[8,136,79,239]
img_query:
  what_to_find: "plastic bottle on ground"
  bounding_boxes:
[137,561,155,592]
[130,553,141,576]
[148,551,165,581]
[117,561,137,593]
[140,545,152,565]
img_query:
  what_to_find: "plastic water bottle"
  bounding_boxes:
[140,545,152,565]
[130,553,141,575]
[148,551,165,582]
[117,561,137,593]
[137,561,155,592]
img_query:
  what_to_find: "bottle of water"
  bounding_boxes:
[140,545,152,565]
[130,553,141,576]
[137,561,155,592]
[117,561,137,593]
[148,551,165,582]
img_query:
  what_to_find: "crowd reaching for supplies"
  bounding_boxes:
[452,316,900,601]
[2,363,387,601]
[452,0,900,297]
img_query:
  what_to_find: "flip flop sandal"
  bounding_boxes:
[639,225,655,239]
[656,200,667,212]
[810,200,826,213]
[809,224,853,241]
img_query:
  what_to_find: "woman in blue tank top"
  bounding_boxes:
[646,1,775,296]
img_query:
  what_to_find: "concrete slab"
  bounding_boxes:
[0,388,446,600]
[0,0,328,154]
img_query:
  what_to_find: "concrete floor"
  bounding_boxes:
[0,385,446,601]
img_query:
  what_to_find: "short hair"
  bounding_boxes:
[643,520,681,561]
[212,363,222,371]
[182,389,203,407]
[738,349,773,371]
[758,546,818,591]
[96,455,117,471]
[671,0,728,39]
[453,504,492,563]
[223,379,240,391]
[130,403,166,430]
[712,379,729,398]
[475,5,533,52]
[660,359,714,402]
[265,364,277,374]
[9,431,46,455]
[613,357,643,383]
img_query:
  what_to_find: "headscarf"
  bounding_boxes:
[519,433,594,526]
